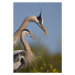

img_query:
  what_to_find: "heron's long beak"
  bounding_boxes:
[30,33,38,41]
[30,33,39,38]
[41,24,48,35]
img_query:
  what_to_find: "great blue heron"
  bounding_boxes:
[14,13,48,46]
[13,29,38,72]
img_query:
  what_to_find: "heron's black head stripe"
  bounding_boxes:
[37,13,42,25]
[22,29,30,33]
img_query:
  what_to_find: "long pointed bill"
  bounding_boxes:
[30,33,39,38]
[30,35,37,41]
[41,25,48,35]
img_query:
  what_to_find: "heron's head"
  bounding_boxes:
[22,29,38,41]
[37,13,48,35]
[27,13,48,35]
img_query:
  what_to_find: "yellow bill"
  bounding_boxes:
[41,25,48,35]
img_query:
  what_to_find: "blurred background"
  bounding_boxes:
[14,3,62,73]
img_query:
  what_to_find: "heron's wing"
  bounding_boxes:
[14,55,25,72]
[13,50,25,72]
[13,50,25,55]
[14,50,25,62]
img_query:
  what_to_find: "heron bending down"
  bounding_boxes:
[14,13,48,46]
[13,29,38,72]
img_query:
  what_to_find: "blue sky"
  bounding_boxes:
[14,3,62,53]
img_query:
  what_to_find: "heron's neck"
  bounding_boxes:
[14,16,36,45]
[14,16,36,37]
[21,32,31,53]
[14,20,29,38]
[21,32,36,66]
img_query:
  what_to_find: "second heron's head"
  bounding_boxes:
[22,29,38,41]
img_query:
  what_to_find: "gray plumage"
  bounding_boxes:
[13,29,37,72]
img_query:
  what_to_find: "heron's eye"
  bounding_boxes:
[39,20,42,25]
[26,32,30,35]
[28,32,30,34]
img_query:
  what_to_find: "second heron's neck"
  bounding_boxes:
[21,32,31,53]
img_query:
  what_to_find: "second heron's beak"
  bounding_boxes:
[29,33,38,41]
[40,24,48,35]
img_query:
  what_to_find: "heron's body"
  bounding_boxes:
[14,54,25,72]
[14,50,24,55]
[13,29,37,72]
[21,30,36,66]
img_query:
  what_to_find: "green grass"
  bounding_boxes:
[14,42,62,73]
